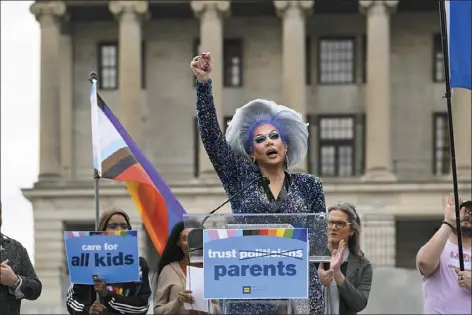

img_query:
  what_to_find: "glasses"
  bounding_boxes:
[254,131,280,144]
[327,220,351,229]
[106,223,129,230]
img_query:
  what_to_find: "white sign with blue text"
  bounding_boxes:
[203,228,309,299]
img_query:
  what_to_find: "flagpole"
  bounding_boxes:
[438,0,464,271]
[93,169,100,231]
[89,71,101,232]
[89,72,102,303]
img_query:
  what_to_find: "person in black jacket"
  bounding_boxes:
[0,202,42,315]
[66,208,151,315]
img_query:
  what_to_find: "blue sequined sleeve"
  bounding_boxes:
[196,80,241,194]
[311,177,327,214]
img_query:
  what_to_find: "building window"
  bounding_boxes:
[318,37,355,84]
[224,39,243,87]
[433,34,445,82]
[194,115,233,177]
[433,112,450,175]
[98,43,118,90]
[318,116,356,177]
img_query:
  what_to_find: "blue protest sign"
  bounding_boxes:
[203,228,309,299]
[64,231,140,285]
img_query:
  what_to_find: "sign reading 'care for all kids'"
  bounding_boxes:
[203,228,309,299]
[64,231,140,285]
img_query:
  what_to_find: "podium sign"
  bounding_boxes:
[203,228,309,300]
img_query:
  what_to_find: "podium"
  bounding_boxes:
[184,213,328,314]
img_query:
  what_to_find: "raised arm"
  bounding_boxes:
[192,53,241,194]
[416,195,456,276]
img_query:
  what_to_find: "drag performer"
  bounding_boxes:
[190,53,326,314]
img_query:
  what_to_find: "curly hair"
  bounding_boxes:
[225,99,309,167]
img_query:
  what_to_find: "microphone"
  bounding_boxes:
[187,165,270,253]
[201,175,270,226]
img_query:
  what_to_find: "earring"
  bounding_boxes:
[252,155,256,163]
[285,151,289,166]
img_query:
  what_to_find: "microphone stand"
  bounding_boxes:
[201,176,269,226]
[188,174,270,254]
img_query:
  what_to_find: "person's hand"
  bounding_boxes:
[330,239,346,273]
[177,289,194,304]
[317,265,334,286]
[443,195,458,227]
[89,301,107,314]
[93,278,108,297]
[455,268,471,291]
[190,53,212,83]
[0,260,19,287]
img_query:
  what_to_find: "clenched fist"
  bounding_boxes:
[190,52,213,83]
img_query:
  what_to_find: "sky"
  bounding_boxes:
[1,1,38,260]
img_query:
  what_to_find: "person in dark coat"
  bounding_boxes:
[0,201,42,315]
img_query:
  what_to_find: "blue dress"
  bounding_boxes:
[196,80,326,314]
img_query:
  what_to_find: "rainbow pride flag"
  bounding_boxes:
[90,78,186,254]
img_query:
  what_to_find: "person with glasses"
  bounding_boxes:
[66,208,151,315]
[416,196,471,314]
[190,53,326,314]
[318,203,373,315]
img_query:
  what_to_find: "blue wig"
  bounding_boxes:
[225,99,309,167]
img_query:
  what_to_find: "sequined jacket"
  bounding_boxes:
[66,257,151,315]
[196,80,327,314]
[0,234,42,315]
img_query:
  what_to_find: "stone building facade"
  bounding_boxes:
[22,0,471,312]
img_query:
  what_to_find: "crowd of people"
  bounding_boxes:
[0,53,470,315]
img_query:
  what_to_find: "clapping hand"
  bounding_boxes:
[330,239,347,273]
[317,264,334,286]
[190,53,213,83]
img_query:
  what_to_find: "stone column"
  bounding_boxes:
[109,1,148,147]
[59,26,73,180]
[274,0,313,171]
[360,0,398,181]
[452,88,472,181]
[30,1,66,181]
[191,0,230,175]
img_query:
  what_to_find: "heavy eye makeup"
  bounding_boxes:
[254,131,280,144]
